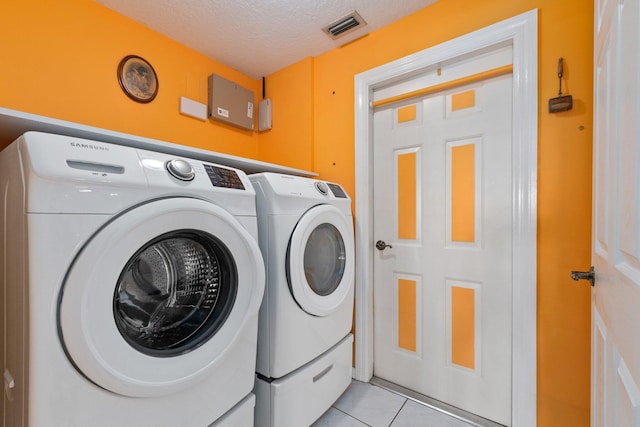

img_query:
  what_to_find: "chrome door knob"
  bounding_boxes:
[376,240,392,251]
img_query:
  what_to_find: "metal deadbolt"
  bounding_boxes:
[376,240,392,251]
[570,266,595,287]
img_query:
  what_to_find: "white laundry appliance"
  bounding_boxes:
[0,132,265,427]
[249,172,355,427]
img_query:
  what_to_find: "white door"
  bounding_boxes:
[372,73,513,425]
[591,0,640,425]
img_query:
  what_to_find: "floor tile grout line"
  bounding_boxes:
[396,393,475,426]
[329,405,374,427]
[387,398,409,427]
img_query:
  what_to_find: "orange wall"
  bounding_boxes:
[0,0,593,425]
[1,0,260,157]
[257,57,314,171]
[268,0,593,426]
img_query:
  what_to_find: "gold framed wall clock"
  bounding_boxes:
[117,55,158,103]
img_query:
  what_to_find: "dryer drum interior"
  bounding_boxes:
[114,229,238,356]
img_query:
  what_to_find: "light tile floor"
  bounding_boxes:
[312,380,476,427]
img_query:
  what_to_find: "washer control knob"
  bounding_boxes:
[315,181,329,195]
[166,159,195,181]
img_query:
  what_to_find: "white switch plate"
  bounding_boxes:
[180,97,207,121]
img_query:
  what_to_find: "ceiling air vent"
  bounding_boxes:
[323,11,367,40]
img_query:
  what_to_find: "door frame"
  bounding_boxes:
[353,9,538,426]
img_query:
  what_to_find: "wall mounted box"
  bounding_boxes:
[258,99,272,131]
[208,74,254,130]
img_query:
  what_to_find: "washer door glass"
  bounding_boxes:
[303,223,346,297]
[114,231,236,356]
[287,204,354,317]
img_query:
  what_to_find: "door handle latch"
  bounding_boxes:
[570,266,595,287]
[375,240,393,251]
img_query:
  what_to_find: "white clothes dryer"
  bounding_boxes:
[0,132,265,427]
[249,173,355,427]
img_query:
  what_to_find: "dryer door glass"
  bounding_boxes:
[114,230,237,356]
[303,223,346,296]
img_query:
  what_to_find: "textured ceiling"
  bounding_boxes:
[94,0,438,79]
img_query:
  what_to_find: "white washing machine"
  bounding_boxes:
[0,132,265,426]
[249,172,355,427]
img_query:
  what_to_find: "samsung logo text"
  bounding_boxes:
[70,142,109,151]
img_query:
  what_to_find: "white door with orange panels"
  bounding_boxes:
[372,74,513,425]
[591,0,640,425]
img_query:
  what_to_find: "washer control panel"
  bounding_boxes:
[204,164,245,189]
[164,158,245,190]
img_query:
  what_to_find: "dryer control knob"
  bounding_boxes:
[315,181,329,195]
[166,159,195,181]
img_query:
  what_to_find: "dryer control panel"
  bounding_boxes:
[327,183,347,199]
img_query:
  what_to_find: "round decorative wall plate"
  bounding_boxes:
[117,55,158,103]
